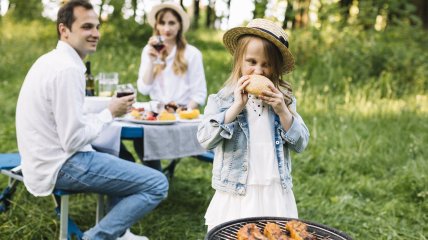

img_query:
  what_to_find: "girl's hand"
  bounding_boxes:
[224,76,250,123]
[233,75,251,109]
[260,85,290,116]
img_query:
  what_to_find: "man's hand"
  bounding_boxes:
[108,95,135,118]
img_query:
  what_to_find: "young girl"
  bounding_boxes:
[197,19,310,231]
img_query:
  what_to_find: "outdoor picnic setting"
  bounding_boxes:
[0,0,427,239]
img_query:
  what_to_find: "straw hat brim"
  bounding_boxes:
[223,27,294,73]
[147,3,190,32]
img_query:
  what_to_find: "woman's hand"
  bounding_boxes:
[147,36,165,60]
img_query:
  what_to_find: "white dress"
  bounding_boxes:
[205,95,298,231]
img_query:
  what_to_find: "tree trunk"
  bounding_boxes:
[294,0,310,28]
[225,0,232,27]
[180,0,186,11]
[283,1,294,29]
[193,0,200,29]
[132,0,138,18]
[339,0,353,26]
[110,0,125,20]
[414,0,428,29]
[206,0,216,28]
[253,0,268,19]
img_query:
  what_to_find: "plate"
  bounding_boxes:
[118,115,176,125]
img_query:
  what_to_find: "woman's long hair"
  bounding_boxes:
[153,8,188,76]
[224,35,294,107]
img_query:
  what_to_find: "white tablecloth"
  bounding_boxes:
[92,120,206,160]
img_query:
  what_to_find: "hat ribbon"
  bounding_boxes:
[252,27,289,48]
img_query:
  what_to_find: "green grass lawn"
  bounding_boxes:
[0,18,427,239]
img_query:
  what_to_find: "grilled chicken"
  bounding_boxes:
[285,220,316,240]
[263,222,292,240]
[237,223,268,240]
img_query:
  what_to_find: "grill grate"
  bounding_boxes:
[205,217,352,240]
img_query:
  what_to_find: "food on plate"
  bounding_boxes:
[129,107,157,120]
[158,110,176,121]
[244,75,274,96]
[178,109,200,120]
[263,222,291,240]
[165,101,188,113]
[130,109,142,119]
[237,223,268,240]
[285,220,316,240]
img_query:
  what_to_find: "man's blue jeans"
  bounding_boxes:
[55,151,169,240]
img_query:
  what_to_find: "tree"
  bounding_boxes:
[8,0,43,21]
[294,0,310,28]
[206,0,216,28]
[253,0,268,19]
[193,0,200,29]
[412,0,428,29]
[339,0,353,26]
[283,1,295,29]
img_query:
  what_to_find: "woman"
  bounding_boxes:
[137,1,207,109]
[120,2,207,171]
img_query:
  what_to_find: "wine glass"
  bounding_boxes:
[116,84,135,98]
[152,35,165,65]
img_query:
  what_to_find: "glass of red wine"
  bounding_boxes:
[116,84,135,98]
[152,35,165,65]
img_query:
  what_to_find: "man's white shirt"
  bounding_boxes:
[16,41,112,196]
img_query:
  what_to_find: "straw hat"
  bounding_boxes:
[147,2,190,32]
[223,19,294,73]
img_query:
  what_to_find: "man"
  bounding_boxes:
[15,1,168,239]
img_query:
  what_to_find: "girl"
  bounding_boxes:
[120,2,207,171]
[197,19,310,231]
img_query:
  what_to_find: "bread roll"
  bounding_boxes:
[244,75,273,96]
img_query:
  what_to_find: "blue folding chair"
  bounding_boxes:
[0,153,104,240]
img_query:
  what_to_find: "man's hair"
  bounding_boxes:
[57,0,94,39]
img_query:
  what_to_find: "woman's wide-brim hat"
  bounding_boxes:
[223,18,295,73]
[148,2,190,32]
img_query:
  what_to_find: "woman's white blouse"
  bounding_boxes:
[136,44,207,106]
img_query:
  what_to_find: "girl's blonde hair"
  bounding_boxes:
[153,8,188,76]
[224,35,293,105]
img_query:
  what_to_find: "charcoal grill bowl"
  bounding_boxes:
[205,216,352,240]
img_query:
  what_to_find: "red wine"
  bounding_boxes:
[153,43,165,52]
[117,91,134,98]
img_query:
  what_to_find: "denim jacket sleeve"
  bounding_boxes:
[278,98,310,153]
[197,93,236,150]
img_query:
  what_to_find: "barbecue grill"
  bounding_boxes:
[205,217,352,240]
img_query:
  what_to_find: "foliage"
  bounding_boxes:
[290,24,428,98]
[0,15,427,239]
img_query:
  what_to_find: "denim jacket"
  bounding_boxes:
[197,88,310,195]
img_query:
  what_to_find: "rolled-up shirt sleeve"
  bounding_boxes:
[136,45,153,95]
[197,94,236,149]
[278,99,309,153]
[52,68,112,154]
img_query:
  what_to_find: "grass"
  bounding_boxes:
[0,17,427,239]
